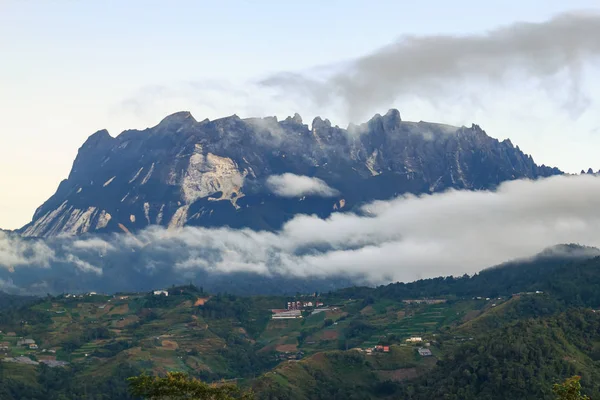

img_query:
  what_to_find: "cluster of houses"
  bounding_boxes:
[512,291,544,296]
[404,337,434,356]
[0,338,52,354]
[64,292,102,298]
[17,338,38,350]
[271,300,329,319]
[63,292,132,300]
[286,300,324,310]
[362,345,391,355]
[402,299,447,305]
[359,340,433,357]
[275,351,305,361]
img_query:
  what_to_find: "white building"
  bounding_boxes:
[272,310,302,319]
[418,348,432,356]
[153,290,169,296]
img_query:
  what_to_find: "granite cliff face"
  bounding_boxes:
[20,109,561,237]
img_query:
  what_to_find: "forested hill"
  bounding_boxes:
[254,307,600,400]
[394,309,600,400]
[338,245,600,306]
[0,292,37,311]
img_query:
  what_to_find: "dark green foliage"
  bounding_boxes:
[58,326,114,353]
[217,336,278,379]
[128,372,254,399]
[338,251,600,309]
[0,300,52,330]
[0,292,37,311]
[0,361,140,399]
[396,310,600,400]
[339,319,378,349]
[553,376,590,400]
[93,340,134,358]
[198,294,271,338]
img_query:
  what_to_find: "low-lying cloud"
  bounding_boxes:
[266,174,340,197]
[0,231,55,269]
[3,174,600,294]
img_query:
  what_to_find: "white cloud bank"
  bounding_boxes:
[266,173,340,197]
[3,174,600,291]
[0,231,55,269]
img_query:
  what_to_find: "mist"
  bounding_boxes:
[266,174,340,197]
[2,174,600,294]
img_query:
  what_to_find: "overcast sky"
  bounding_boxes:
[2,1,600,229]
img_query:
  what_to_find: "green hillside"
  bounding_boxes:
[3,253,600,399]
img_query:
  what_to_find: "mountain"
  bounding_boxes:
[19,109,561,237]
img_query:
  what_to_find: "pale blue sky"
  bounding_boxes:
[1,0,600,229]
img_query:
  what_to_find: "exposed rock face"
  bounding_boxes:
[20,109,561,237]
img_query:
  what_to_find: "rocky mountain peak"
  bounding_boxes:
[82,129,113,147]
[155,111,197,130]
[365,108,402,133]
[19,109,563,238]
[311,116,332,130]
[502,138,514,148]
[384,108,401,122]
[284,113,303,125]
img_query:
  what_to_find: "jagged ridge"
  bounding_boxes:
[20,109,562,237]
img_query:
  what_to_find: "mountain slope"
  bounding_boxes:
[2,263,600,399]
[20,109,561,237]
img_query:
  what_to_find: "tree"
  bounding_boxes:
[128,372,254,400]
[552,376,590,400]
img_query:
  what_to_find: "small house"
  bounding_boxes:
[29,344,38,350]
[17,339,35,347]
[406,337,423,343]
[418,348,432,357]
[383,346,390,353]
[153,290,169,296]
